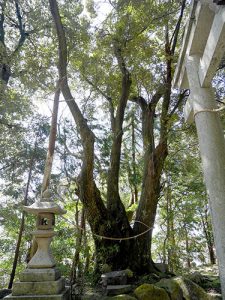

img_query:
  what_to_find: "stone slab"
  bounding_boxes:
[12,277,65,296]
[4,287,70,300]
[101,270,127,286]
[106,285,132,296]
[155,263,168,273]
[19,268,61,282]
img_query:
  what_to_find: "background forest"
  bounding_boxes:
[0,0,225,291]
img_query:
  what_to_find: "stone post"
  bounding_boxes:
[186,55,225,298]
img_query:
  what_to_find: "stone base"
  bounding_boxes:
[19,268,61,282]
[4,287,70,300]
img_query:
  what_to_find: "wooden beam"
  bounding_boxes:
[199,7,225,87]
[173,1,215,89]
[189,1,215,56]
[172,0,198,88]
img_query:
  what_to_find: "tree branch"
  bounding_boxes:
[169,89,189,117]
[113,41,129,76]
[13,0,29,54]
[170,0,186,55]
[126,9,179,43]
[130,96,147,109]
[41,82,60,194]
[0,0,6,45]
[83,75,115,130]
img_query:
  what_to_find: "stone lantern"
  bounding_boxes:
[5,189,70,300]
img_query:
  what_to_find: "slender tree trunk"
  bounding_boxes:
[184,223,191,268]
[41,82,60,194]
[200,207,216,264]
[126,115,138,206]
[166,180,172,272]
[70,207,85,284]
[162,236,167,265]
[83,217,90,275]
[29,82,60,259]
[8,140,37,289]
[131,114,138,203]
[165,177,178,272]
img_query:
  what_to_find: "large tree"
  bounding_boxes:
[48,0,188,274]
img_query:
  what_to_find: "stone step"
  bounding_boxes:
[12,277,65,296]
[106,285,132,296]
[4,287,70,300]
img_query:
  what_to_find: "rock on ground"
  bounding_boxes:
[156,276,220,300]
[134,283,170,300]
[0,289,11,299]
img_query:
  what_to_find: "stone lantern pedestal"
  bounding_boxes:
[5,192,70,300]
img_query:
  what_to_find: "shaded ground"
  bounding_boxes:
[71,265,222,299]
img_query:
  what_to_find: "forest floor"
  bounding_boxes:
[73,264,221,299]
[0,264,221,299]
[187,264,221,294]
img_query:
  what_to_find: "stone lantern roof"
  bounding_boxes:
[23,189,66,215]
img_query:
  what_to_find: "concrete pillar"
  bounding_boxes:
[186,55,225,299]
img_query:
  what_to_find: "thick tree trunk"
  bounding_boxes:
[132,141,168,272]
[49,0,186,275]
[128,93,167,272]
[70,207,85,284]
[106,44,132,237]
[49,0,132,273]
